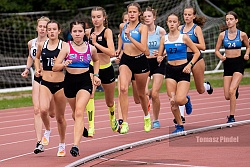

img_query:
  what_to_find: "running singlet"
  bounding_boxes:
[65,41,92,68]
[41,39,63,71]
[223,29,242,49]
[180,24,199,43]
[89,28,107,53]
[30,38,38,60]
[121,22,141,43]
[164,34,187,61]
[148,26,161,56]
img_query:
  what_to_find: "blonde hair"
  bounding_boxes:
[37,16,50,24]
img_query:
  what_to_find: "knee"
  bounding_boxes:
[134,98,140,104]
[175,96,186,106]
[120,86,128,95]
[40,107,47,116]
[74,109,84,119]
[49,109,55,118]
[229,88,235,97]
[49,112,55,118]
[151,91,159,100]
[33,106,40,115]
[224,95,230,100]
[196,88,205,94]
[56,115,65,124]
[137,93,145,101]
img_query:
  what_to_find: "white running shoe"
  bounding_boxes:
[57,143,66,157]
[41,130,51,146]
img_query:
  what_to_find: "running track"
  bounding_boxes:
[1,86,250,167]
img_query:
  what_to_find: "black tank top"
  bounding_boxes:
[41,39,63,71]
[89,28,108,53]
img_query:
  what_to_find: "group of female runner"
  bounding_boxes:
[21,2,249,157]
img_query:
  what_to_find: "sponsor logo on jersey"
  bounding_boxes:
[69,54,77,59]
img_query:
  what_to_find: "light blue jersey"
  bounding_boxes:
[121,22,141,43]
[148,26,161,56]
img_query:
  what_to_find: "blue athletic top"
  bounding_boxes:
[164,34,187,61]
[89,28,107,53]
[65,41,92,68]
[180,24,199,44]
[41,39,63,71]
[223,29,242,49]
[148,26,161,56]
[121,22,141,43]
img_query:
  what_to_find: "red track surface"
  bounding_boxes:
[1,86,250,167]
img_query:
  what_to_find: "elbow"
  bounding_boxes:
[200,46,206,51]
[52,66,60,72]
[143,48,150,56]
[109,52,116,58]
[52,66,57,72]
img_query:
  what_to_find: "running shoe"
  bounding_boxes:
[57,144,66,157]
[144,117,151,132]
[82,127,89,137]
[109,111,119,132]
[236,87,239,99]
[173,116,186,124]
[70,146,79,157]
[88,127,95,137]
[206,81,213,94]
[172,124,184,134]
[41,130,51,146]
[119,122,129,134]
[34,141,44,154]
[227,116,235,123]
[185,96,192,115]
[152,120,160,129]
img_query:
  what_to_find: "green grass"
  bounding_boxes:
[0,68,249,110]
[0,96,33,109]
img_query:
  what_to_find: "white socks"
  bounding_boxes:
[144,113,150,119]
[179,105,185,117]
[204,82,211,91]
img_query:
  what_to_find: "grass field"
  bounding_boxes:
[0,69,249,110]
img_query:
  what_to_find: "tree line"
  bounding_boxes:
[1,0,249,35]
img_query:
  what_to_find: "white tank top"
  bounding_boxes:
[30,38,38,60]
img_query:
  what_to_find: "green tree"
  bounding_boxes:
[0,0,127,12]
[198,0,250,35]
